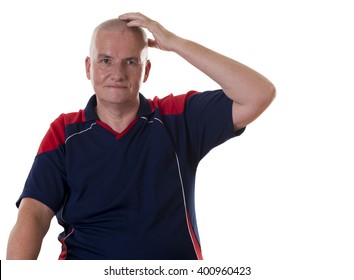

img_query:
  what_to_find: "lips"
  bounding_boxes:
[106,84,127,88]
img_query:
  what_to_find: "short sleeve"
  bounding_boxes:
[185,89,245,162]
[16,120,68,214]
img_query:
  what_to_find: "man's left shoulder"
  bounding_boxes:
[151,91,199,116]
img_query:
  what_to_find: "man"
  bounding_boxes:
[7,12,275,260]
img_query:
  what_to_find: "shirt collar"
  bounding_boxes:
[84,93,152,121]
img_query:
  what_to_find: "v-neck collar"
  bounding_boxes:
[84,93,153,122]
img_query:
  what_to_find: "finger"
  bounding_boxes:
[125,19,147,28]
[118,13,149,29]
[119,12,149,21]
[148,38,157,48]
[118,12,137,19]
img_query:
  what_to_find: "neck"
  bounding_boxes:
[95,99,140,133]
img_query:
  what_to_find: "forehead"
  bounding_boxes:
[93,29,145,54]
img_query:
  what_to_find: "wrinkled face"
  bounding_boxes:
[85,29,150,106]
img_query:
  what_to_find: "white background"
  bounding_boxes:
[1,0,353,279]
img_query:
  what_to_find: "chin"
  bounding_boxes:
[99,92,133,104]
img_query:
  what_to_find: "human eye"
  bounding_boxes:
[126,58,138,65]
[102,58,111,64]
[97,55,112,65]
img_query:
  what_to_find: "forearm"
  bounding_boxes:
[7,198,53,260]
[171,37,275,105]
[7,217,48,259]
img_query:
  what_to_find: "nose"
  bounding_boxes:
[110,63,125,81]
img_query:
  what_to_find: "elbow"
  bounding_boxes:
[262,81,276,108]
[270,83,277,100]
[253,82,276,120]
[270,84,276,104]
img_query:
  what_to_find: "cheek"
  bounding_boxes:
[131,68,145,84]
[92,69,108,85]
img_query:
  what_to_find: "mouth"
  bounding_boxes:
[105,84,127,89]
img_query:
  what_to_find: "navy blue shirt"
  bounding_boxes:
[17,90,245,260]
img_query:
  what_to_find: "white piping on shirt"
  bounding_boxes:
[174,152,199,259]
[141,115,199,258]
[140,116,163,125]
[65,122,97,144]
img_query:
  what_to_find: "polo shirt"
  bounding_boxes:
[17,89,245,260]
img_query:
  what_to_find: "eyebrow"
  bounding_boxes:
[96,54,141,62]
[97,54,113,59]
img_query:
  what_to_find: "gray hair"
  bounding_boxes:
[89,18,148,57]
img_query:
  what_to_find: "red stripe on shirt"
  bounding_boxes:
[153,91,199,116]
[37,110,86,155]
[186,211,203,260]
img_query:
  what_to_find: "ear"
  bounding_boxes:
[85,56,91,80]
[143,60,151,83]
